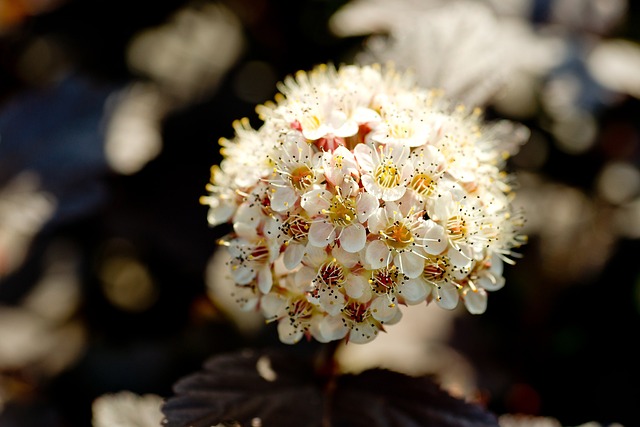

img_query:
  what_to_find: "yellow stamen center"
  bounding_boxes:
[381,221,414,250]
[289,165,314,191]
[374,160,401,189]
[324,194,357,227]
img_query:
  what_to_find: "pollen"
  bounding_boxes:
[289,165,314,191]
[374,160,401,189]
[381,220,414,249]
[324,194,357,227]
[409,173,435,196]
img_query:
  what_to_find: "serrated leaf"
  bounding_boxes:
[161,348,324,427]
[332,369,499,427]
[161,348,500,427]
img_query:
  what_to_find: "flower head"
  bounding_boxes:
[202,63,527,345]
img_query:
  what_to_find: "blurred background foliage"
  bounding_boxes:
[0,0,639,426]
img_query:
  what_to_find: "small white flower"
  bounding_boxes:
[301,185,378,253]
[355,142,411,201]
[269,133,323,212]
[322,145,360,186]
[366,202,447,278]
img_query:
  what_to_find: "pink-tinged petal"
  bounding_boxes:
[448,246,473,276]
[432,192,454,222]
[230,265,254,285]
[384,307,403,325]
[260,293,287,319]
[310,315,348,343]
[394,251,424,279]
[366,206,386,233]
[361,174,383,199]
[365,240,389,269]
[332,246,359,268]
[344,274,368,299]
[308,221,336,248]
[423,220,448,255]
[283,242,306,270]
[340,223,366,253]
[434,282,459,310]
[277,319,304,344]
[353,107,381,124]
[399,279,429,305]
[302,122,329,141]
[302,245,329,267]
[463,288,487,314]
[233,203,260,229]
[233,221,259,241]
[370,296,399,323]
[348,322,378,344]
[338,177,359,196]
[356,192,379,222]
[322,153,342,186]
[380,184,407,202]
[257,266,273,294]
[319,290,346,317]
[477,273,505,291]
[334,120,359,138]
[271,186,298,212]
[385,142,410,163]
[301,188,331,215]
[294,266,317,291]
[353,143,375,172]
[207,202,235,226]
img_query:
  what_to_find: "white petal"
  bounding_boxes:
[422,220,447,255]
[353,107,381,124]
[234,203,261,229]
[463,288,488,314]
[302,123,329,141]
[366,207,386,233]
[370,296,399,323]
[334,120,359,138]
[294,266,317,291]
[271,186,298,212]
[260,293,287,319]
[311,315,348,343]
[319,289,346,317]
[348,322,378,344]
[394,251,424,279]
[231,264,254,285]
[332,245,359,268]
[233,221,259,241]
[356,192,379,222]
[448,246,473,274]
[340,223,366,253]
[353,143,374,172]
[308,221,336,248]
[477,272,505,291]
[344,274,368,299]
[303,244,329,266]
[384,306,403,325]
[257,266,273,294]
[207,203,235,226]
[434,282,460,310]
[301,188,331,215]
[365,240,389,269]
[283,243,306,270]
[398,278,429,305]
[277,320,304,344]
[380,184,406,202]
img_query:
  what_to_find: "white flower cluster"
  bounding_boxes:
[201,63,527,345]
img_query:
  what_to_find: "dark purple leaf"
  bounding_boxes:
[161,348,324,427]
[161,348,500,427]
[332,369,499,427]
